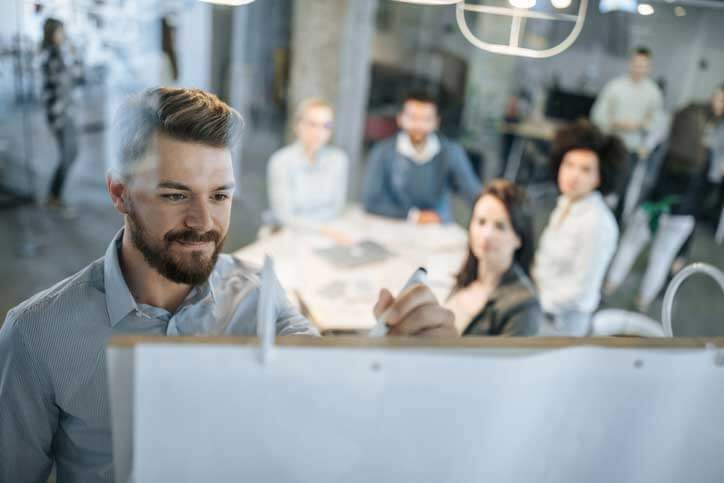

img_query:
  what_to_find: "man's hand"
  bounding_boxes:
[417,210,442,225]
[373,284,457,337]
[613,120,641,132]
[319,226,354,245]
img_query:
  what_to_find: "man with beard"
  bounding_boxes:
[362,91,481,224]
[0,88,456,483]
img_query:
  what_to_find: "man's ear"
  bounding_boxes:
[106,175,130,215]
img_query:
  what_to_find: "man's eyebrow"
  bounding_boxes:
[157,181,191,191]
[213,183,236,191]
[157,181,236,192]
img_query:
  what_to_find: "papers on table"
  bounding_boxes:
[234,206,468,331]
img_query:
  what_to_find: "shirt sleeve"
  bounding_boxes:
[269,266,320,337]
[362,141,408,219]
[303,148,349,223]
[591,82,614,132]
[643,85,664,130]
[330,150,349,218]
[540,216,618,312]
[267,150,296,226]
[0,310,58,483]
[500,302,543,336]
[446,142,482,204]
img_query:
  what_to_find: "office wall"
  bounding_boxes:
[371,2,724,119]
[517,5,724,111]
[175,2,213,91]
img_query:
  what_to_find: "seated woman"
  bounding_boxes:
[446,179,542,336]
[532,120,626,335]
[267,98,349,228]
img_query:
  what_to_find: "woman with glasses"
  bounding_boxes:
[266,98,349,228]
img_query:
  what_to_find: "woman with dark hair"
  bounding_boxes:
[446,179,542,336]
[41,17,81,207]
[605,84,724,310]
[533,119,627,335]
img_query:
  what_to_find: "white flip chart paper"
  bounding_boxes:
[121,344,724,483]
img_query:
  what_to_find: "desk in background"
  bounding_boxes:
[499,118,562,182]
[233,206,468,332]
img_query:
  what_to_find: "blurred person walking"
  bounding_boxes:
[41,18,82,208]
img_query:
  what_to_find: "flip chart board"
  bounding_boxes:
[107,337,724,483]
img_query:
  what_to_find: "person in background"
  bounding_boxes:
[41,18,82,208]
[267,98,349,228]
[362,91,481,224]
[446,179,541,336]
[655,83,724,265]
[533,120,626,336]
[604,84,724,310]
[591,46,663,220]
[704,84,724,229]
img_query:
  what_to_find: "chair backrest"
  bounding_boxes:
[591,309,665,337]
[665,104,710,175]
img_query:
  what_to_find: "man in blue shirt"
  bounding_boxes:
[362,92,482,224]
[0,88,456,483]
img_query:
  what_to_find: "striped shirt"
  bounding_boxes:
[0,230,316,483]
[41,45,80,133]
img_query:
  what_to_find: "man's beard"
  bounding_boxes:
[127,208,226,286]
[408,131,428,147]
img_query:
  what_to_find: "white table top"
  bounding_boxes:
[233,207,468,332]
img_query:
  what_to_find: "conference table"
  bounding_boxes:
[233,206,468,333]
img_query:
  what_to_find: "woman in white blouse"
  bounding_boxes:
[532,120,627,335]
[267,98,349,229]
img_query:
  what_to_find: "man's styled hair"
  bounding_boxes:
[550,119,627,195]
[400,89,439,111]
[114,87,243,179]
[633,46,652,58]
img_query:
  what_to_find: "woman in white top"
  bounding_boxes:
[533,120,627,335]
[267,98,349,229]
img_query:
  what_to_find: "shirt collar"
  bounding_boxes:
[556,191,602,211]
[184,275,217,307]
[396,132,440,164]
[103,229,218,326]
[291,141,328,168]
[104,229,139,327]
[488,264,536,304]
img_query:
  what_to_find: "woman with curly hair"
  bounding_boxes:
[532,120,627,335]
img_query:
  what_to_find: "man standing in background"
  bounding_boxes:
[591,46,663,220]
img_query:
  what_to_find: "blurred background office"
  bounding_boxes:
[1,0,722,335]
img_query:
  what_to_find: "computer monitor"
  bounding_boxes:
[544,88,596,122]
